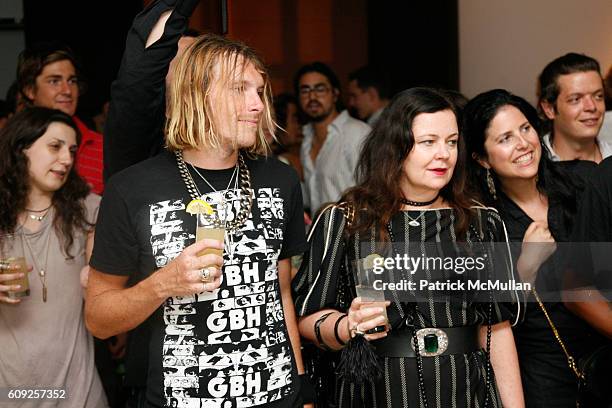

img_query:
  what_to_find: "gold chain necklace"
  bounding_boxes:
[175,150,253,232]
[22,227,52,302]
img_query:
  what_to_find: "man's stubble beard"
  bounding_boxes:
[304,105,336,124]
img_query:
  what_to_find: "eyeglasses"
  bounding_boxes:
[299,84,331,97]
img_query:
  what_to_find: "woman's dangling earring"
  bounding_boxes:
[486,168,497,200]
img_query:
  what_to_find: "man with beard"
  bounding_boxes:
[294,62,371,214]
[87,32,311,408]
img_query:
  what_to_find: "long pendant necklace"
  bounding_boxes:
[189,163,237,195]
[22,229,52,302]
[189,163,238,226]
[190,163,240,262]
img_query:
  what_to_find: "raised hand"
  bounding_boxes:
[517,221,557,284]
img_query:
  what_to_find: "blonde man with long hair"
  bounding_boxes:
[86,31,310,408]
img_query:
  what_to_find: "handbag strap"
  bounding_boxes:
[335,201,355,228]
[532,289,585,380]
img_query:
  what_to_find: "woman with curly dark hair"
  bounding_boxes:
[0,107,107,407]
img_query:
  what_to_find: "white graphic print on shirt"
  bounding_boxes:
[149,188,294,408]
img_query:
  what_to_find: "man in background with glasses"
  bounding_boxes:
[294,62,371,215]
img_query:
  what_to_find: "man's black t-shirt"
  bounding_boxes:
[572,156,612,297]
[573,156,612,241]
[91,151,307,408]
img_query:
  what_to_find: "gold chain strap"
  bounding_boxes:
[335,202,354,228]
[532,289,584,380]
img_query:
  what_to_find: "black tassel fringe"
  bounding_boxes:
[336,333,382,384]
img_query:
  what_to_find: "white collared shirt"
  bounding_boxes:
[542,132,612,162]
[300,110,371,213]
[367,108,384,127]
[598,111,612,145]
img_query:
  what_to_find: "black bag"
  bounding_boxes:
[300,203,356,407]
[576,344,612,408]
[302,344,341,407]
[534,290,612,408]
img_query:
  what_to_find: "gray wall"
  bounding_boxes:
[0,0,25,100]
[459,0,612,104]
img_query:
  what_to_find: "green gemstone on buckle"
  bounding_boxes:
[424,333,439,353]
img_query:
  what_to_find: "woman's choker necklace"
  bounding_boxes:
[400,195,439,207]
[25,205,52,222]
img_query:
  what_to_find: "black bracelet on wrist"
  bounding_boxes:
[314,312,334,351]
[334,313,348,346]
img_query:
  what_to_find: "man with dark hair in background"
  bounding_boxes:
[294,62,371,214]
[17,42,104,194]
[537,52,610,163]
[346,65,391,126]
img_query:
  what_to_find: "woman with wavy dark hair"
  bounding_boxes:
[464,89,608,407]
[0,107,107,407]
[293,87,524,407]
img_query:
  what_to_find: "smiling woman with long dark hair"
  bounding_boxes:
[0,107,106,407]
[464,89,608,407]
[293,87,524,407]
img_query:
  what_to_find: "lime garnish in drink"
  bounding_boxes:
[186,199,214,215]
[363,253,383,269]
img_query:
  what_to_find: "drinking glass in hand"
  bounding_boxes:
[352,257,388,332]
[195,214,225,259]
[0,233,30,298]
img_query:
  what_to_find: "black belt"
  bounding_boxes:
[373,326,480,358]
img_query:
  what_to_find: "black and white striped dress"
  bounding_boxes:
[293,205,522,408]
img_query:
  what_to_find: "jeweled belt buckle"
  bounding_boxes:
[413,328,449,357]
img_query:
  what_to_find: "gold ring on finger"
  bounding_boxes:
[200,267,213,283]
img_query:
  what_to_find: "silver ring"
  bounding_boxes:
[350,324,364,336]
[200,267,212,283]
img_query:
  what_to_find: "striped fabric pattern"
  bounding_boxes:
[294,206,521,407]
